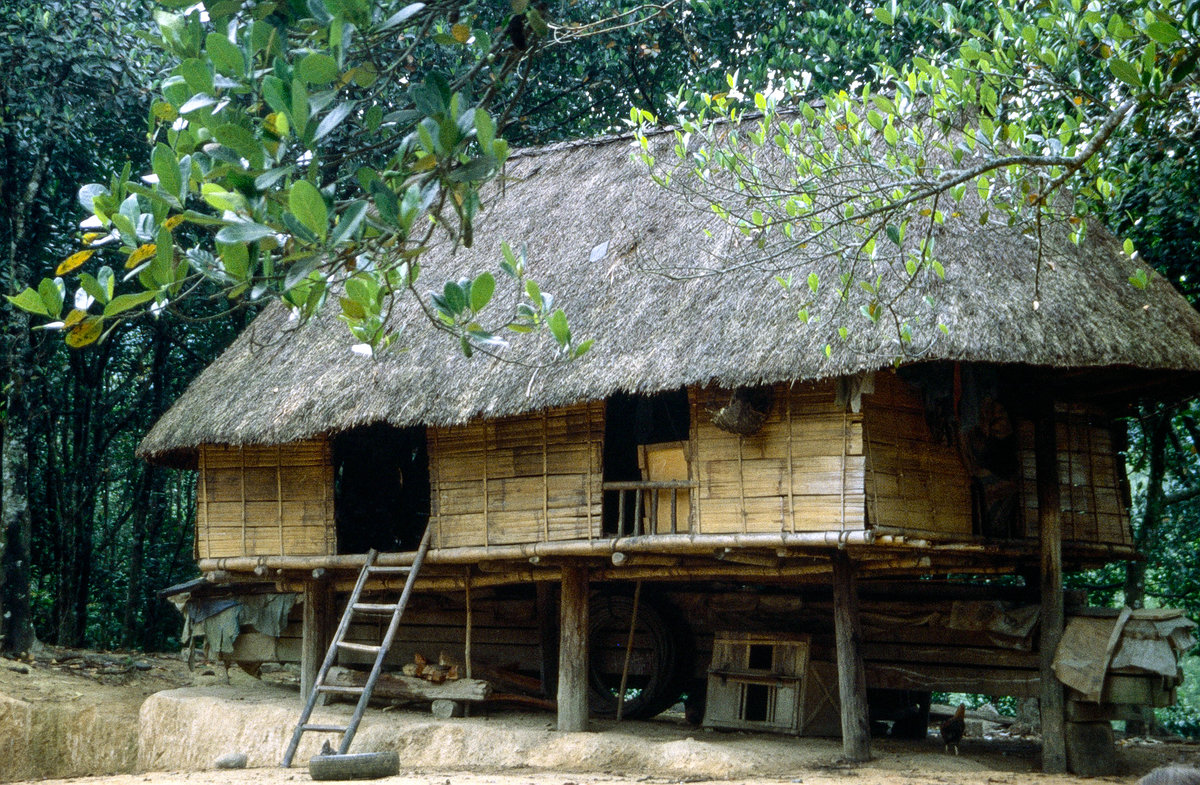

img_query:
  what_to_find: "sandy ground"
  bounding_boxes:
[3,649,1200,785]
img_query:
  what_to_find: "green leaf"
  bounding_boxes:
[206,32,244,76]
[153,143,183,200]
[215,222,276,244]
[178,58,214,95]
[807,272,819,293]
[1108,58,1142,88]
[6,287,51,317]
[547,308,570,346]
[214,124,265,168]
[103,290,158,317]
[573,338,594,358]
[289,181,328,240]
[78,273,107,305]
[442,280,467,314]
[475,108,496,148]
[314,101,355,141]
[469,272,495,312]
[329,200,369,246]
[39,277,65,318]
[292,78,310,139]
[1144,21,1180,45]
[298,52,339,85]
[262,75,288,114]
[885,224,902,245]
[872,7,894,25]
[218,241,250,279]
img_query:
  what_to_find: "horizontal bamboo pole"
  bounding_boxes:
[199,530,877,573]
[198,530,1136,576]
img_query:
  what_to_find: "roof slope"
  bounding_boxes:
[140,131,1200,462]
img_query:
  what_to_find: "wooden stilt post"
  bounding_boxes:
[301,578,334,703]
[1035,400,1067,774]
[557,563,590,732]
[832,551,871,762]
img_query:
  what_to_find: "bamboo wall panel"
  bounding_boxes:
[1017,408,1132,546]
[195,441,335,559]
[429,401,604,548]
[862,374,974,538]
[691,382,866,534]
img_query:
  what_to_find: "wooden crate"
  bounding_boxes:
[704,632,811,734]
[195,440,335,559]
[429,402,605,548]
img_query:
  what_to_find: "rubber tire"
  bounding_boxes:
[587,590,692,720]
[309,752,400,781]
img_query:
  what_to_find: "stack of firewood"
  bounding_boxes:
[401,652,459,683]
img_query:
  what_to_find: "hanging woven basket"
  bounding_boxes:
[708,385,774,435]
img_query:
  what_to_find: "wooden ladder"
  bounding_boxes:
[281,526,432,767]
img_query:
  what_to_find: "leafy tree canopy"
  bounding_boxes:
[632,0,1200,354]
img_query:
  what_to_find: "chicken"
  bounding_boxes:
[940,703,966,754]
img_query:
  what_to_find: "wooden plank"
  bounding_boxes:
[558,565,589,732]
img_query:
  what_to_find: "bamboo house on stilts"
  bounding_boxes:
[143,130,1200,775]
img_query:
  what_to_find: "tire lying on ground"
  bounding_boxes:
[309,752,400,781]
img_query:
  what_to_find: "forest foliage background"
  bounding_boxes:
[1,0,1199,728]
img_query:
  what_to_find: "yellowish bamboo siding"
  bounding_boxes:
[861,374,973,538]
[1017,406,1132,546]
[691,382,867,534]
[194,440,335,558]
[429,401,605,547]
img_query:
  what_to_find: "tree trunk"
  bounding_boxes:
[1125,410,1169,610]
[0,142,49,656]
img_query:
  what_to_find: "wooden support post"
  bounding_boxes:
[832,552,871,762]
[1035,402,1067,774]
[301,578,334,703]
[557,564,589,732]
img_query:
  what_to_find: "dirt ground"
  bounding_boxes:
[3,648,1200,785]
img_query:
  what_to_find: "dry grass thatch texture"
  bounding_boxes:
[139,130,1200,464]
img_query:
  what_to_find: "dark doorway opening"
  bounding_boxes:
[602,389,690,535]
[332,423,429,553]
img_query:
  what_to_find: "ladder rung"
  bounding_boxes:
[317,685,365,695]
[352,602,399,614]
[336,641,382,654]
[302,724,347,733]
[366,565,412,575]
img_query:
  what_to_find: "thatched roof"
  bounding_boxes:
[140,129,1200,465]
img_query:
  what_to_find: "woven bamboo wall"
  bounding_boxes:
[690,382,866,534]
[428,401,605,548]
[1017,407,1132,545]
[862,374,974,538]
[196,440,335,559]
